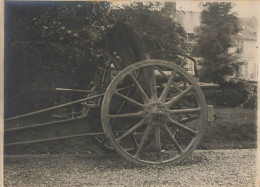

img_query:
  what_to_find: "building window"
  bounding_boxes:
[245,70,248,77]
[244,62,248,77]
[253,63,258,78]
[186,35,189,41]
[237,40,244,53]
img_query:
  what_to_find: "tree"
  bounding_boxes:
[5,1,117,116]
[193,2,241,84]
[5,1,186,116]
[112,2,186,52]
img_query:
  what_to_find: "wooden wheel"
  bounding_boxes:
[91,87,140,152]
[101,59,207,165]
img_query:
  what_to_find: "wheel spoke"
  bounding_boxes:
[130,133,139,148]
[155,66,168,80]
[159,70,178,102]
[129,73,150,103]
[179,57,187,67]
[134,125,152,158]
[169,107,201,115]
[154,126,161,153]
[111,88,135,128]
[161,126,184,154]
[168,117,198,135]
[178,115,200,123]
[155,66,184,94]
[165,86,193,107]
[114,91,144,108]
[182,98,197,108]
[150,67,157,100]
[174,103,192,121]
[102,59,206,165]
[108,111,144,119]
[173,80,185,93]
[116,119,145,141]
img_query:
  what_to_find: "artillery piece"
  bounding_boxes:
[5,22,215,165]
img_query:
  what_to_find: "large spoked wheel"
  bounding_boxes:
[101,59,207,165]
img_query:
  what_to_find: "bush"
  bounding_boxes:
[214,78,254,108]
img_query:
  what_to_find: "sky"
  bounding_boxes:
[176,1,260,19]
[113,1,259,19]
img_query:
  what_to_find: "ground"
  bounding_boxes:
[4,107,258,186]
[4,149,257,186]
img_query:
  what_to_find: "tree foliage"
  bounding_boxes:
[6,2,115,89]
[112,2,186,52]
[5,1,186,116]
[5,2,116,116]
[193,2,241,84]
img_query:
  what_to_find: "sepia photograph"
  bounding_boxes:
[1,1,259,186]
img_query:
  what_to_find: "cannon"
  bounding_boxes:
[4,22,215,166]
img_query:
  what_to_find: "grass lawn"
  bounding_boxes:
[199,107,257,149]
[5,107,257,154]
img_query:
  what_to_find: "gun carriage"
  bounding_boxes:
[5,22,214,166]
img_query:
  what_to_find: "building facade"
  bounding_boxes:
[236,17,258,81]
[175,10,258,82]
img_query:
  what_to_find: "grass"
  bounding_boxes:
[4,107,257,154]
[198,107,257,149]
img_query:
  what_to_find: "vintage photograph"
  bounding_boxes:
[2,1,259,186]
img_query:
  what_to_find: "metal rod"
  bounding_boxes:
[5,129,131,146]
[4,132,106,146]
[148,50,198,78]
[5,93,105,121]
[5,116,88,132]
[5,87,92,93]
[5,85,133,122]
[55,88,92,93]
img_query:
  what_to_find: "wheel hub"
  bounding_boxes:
[144,102,169,126]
